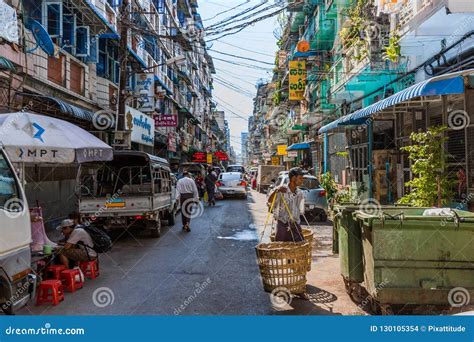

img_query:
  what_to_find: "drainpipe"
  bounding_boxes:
[323,133,328,174]
[368,121,373,198]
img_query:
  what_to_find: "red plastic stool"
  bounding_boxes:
[79,260,99,279]
[60,269,84,293]
[36,280,64,306]
[45,265,67,280]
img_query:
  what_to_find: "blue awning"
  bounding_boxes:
[155,76,173,95]
[287,142,310,151]
[128,47,147,68]
[319,70,470,134]
[22,94,94,122]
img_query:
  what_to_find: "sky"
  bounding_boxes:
[197,0,279,155]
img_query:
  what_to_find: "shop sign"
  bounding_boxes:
[277,145,288,156]
[214,151,229,161]
[155,114,177,128]
[289,61,306,101]
[207,153,213,164]
[272,157,280,166]
[0,1,18,44]
[168,133,177,153]
[135,73,155,112]
[283,156,295,162]
[192,152,207,163]
[125,106,154,146]
[287,151,298,158]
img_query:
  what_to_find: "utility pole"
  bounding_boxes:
[117,0,130,149]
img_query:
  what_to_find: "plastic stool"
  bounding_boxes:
[36,280,64,306]
[60,269,84,292]
[46,265,67,280]
[79,260,99,279]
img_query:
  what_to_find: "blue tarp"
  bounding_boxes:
[318,72,468,134]
[287,142,311,151]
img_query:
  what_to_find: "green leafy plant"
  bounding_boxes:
[383,33,401,63]
[397,126,455,207]
[320,172,338,203]
[336,151,349,158]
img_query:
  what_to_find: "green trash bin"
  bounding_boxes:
[354,208,474,308]
[333,203,365,286]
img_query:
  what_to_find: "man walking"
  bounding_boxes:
[267,167,305,242]
[176,171,199,232]
[205,166,218,206]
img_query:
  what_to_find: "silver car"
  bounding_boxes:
[270,174,328,221]
[217,172,248,199]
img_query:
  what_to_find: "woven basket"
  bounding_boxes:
[270,228,314,271]
[256,241,310,294]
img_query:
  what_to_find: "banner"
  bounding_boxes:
[289,61,306,101]
[135,73,155,112]
[0,0,18,44]
[167,133,177,152]
[277,145,288,156]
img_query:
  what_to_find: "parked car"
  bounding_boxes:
[0,147,36,314]
[216,172,248,199]
[77,151,175,237]
[268,174,328,221]
[226,165,245,173]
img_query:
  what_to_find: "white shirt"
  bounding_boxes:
[67,228,97,257]
[176,176,199,199]
[271,185,305,224]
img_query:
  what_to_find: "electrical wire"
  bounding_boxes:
[202,0,251,22]
[208,49,274,66]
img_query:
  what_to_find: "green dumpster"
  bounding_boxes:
[354,208,474,307]
[333,204,364,284]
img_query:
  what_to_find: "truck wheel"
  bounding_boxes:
[148,220,161,238]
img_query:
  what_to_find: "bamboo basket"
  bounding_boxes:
[256,241,310,294]
[270,228,314,271]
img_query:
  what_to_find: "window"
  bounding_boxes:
[42,2,63,43]
[98,38,120,84]
[0,151,20,210]
[48,53,65,86]
[75,26,90,57]
[62,13,75,52]
[70,60,85,95]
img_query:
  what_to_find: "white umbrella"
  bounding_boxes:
[0,112,113,163]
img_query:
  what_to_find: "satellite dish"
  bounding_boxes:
[26,20,55,56]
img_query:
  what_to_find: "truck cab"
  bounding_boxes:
[0,147,36,314]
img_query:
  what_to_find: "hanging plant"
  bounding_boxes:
[383,33,401,63]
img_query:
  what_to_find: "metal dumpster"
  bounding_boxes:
[333,204,364,286]
[354,208,474,309]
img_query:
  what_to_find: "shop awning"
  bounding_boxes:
[84,0,120,37]
[0,56,16,72]
[318,70,471,134]
[287,142,311,151]
[21,94,95,122]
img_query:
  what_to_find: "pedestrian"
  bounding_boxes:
[55,219,97,268]
[176,171,199,232]
[205,166,218,206]
[195,174,205,199]
[267,167,305,242]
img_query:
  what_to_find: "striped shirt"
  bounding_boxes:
[271,185,305,224]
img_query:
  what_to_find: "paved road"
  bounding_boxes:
[20,190,363,316]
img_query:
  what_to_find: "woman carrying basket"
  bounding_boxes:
[267,167,305,242]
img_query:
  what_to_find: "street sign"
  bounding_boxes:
[272,157,280,165]
[277,145,288,156]
[155,114,177,127]
[289,61,306,101]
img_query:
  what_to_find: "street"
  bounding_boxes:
[20,191,363,316]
